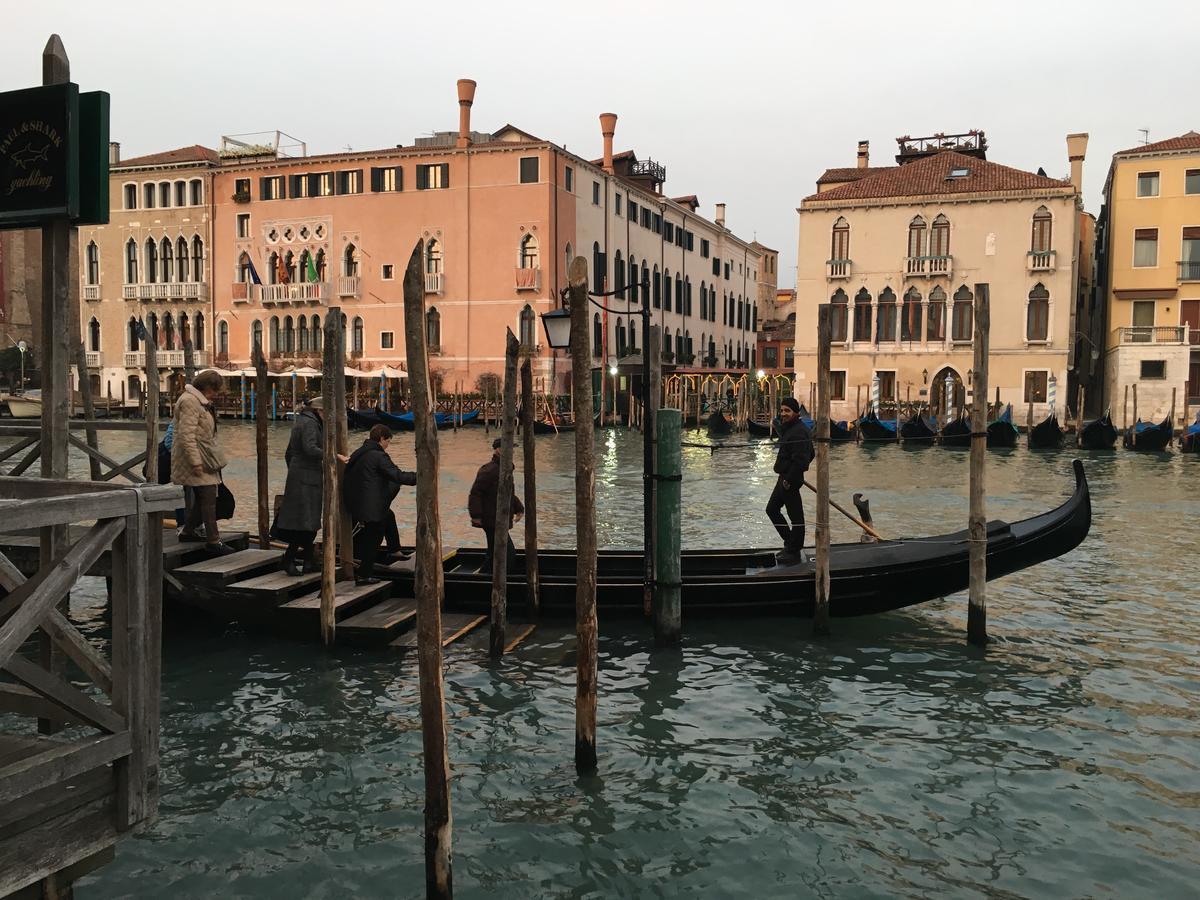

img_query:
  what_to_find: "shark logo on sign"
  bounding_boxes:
[10,142,51,170]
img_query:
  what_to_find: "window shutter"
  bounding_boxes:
[370,167,381,192]
[1134,228,1157,240]
[396,167,403,191]
[417,166,427,190]
[440,164,449,188]
[352,169,363,193]
[1182,227,1200,239]
[259,177,269,200]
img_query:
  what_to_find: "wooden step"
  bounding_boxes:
[162,530,250,571]
[172,549,283,591]
[276,580,392,623]
[390,613,486,651]
[338,597,418,644]
[227,569,322,606]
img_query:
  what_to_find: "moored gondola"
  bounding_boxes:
[1028,412,1064,450]
[1079,411,1118,450]
[987,404,1019,448]
[387,461,1092,617]
[857,410,898,442]
[532,416,575,434]
[1182,414,1200,453]
[899,412,938,445]
[348,407,382,430]
[747,418,775,438]
[829,419,856,442]
[1123,416,1173,451]
[939,414,972,447]
[706,410,733,435]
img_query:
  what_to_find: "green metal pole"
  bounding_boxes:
[654,407,682,645]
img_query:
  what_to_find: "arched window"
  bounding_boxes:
[1027,283,1050,341]
[297,315,309,353]
[268,252,280,285]
[708,337,716,364]
[592,242,604,293]
[352,316,364,354]
[641,262,649,306]
[176,236,189,282]
[1031,206,1053,253]
[218,320,229,356]
[629,318,637,351]
[425,308,440,350]
[143,183,155,209]
[927,286,947,341]
[831,216,850,261]
[675,331,684,361]
[663,328,672,357]
[237,252,252,283]
[675,274,683,312]
[269,315,280,353]
[519,234,539,269]
[952,286,974,342]
[192,237,203,283]
[128,317,140,352]
[700,282,707,320]
[158,182,170,208]
[251,320,263,354]
[125,239,138,284]
[876,287,897,342]
[344,243,360,277]
[613,250,625,296]
[173,181,186,207]
[519,304,536,349]
[685,330,693,359]
[901,287,922,341]
[163,312,176,351]
[907,216,927,259]
[123,183,137,210]
[284,251,296,284]
[853,288,872,342]
[311,315,322,353]
[830,288,849,342]
[299,250,312,283]
[145,239,158,284]
[315,249,326,282]
[592,312,603,357]
[616,320,627,356]
[653,265,661,308]
[931,214,951,258]
[194,312,204,351]
[85,241,99,285]
[283,315,295,353]
[189,179,203,206]
[160,237,173,283]
[88,317,100,352]
[685,277,692,315]
[629,255,639,304]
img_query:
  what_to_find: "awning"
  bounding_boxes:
[350,366,408,379]
[1114,288,1177,300]
[284,366,323,377]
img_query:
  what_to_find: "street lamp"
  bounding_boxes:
[755,369,766,380]
[7,338,27,393]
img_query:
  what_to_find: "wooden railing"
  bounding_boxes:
[0,420,168,484]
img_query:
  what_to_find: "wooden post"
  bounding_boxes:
[1169,387,1177,446]
[646,325,661,616]
[320,313,339,646]
[74,342,101,480]
[490,329,519,658]
[254,340,270,549]
[333,327,353,582]
[569,257,598,774]
[654,408,682,645]
[401,240,454,898]
[1076,385,1085,447]
[520,356,540,620]
[182,324,196,383]
[1027,401,1034,440]
[144,336,160,484]
[813,305,832,636]
[1132,383,1139,432]
[1123,384,1129,433]
[967,284,990,646]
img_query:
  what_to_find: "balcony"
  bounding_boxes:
[1028,250,1057,272]
[514,267,541,292]
[337,276,361,298]
[425,272,444,294]
[123,282,209,302]
[1179,261,1200,282]
[82,283,101,301]
[232,282,257,304]
[905,255,953,280]
[1116,326,1186,345]
[122,285,137,300]
[263,282,328,304]
[123,352,144,367]
[826,259,851,280]
[85,351,101,367]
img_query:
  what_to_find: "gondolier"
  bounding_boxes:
[767,397,814,565]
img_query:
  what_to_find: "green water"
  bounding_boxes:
[43,424,1200,897]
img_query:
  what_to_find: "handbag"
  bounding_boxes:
[215,482,236,521]
[198,440,228,473]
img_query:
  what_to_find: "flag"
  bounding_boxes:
[276,254,290,285]
[306,254,319,284]
[247,258,262,285]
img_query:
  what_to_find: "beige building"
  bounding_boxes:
[794,132,1085,422]
[1094,131,1200,421]
[0,230,39,390]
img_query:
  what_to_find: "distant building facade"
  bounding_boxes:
[758,288,795,377]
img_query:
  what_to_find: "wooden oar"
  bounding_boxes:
[801,479,884,542]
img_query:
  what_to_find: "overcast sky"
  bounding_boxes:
[5,0,1193,287]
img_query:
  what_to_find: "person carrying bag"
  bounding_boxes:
[171,370,236,556]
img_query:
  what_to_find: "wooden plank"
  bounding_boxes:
[0,435,39,465]
[390,613,486,651]
[338,597,417,642]
[3,656,125,734]
[504,623,537,654]
[0,797,119,899]
[0,476,161,500]
[142,509,165,825]
[0,493,136,532]
[277,580,391,621]
[228,569,322,603]
[0,731,130,807]
[0,683,86,727]
[0,767,111,838]
[42,607,113,696]
[173,548,282,580]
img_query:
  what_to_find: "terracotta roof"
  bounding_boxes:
[1116,130,1200,156]
[816,166,893,185]
[590,149,637,166]
[116,145,219,168]
[804,151,1071,203]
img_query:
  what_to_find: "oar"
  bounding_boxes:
[800,479,884,542]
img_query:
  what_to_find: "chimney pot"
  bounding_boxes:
[456,79,477,149]
[715,202,726,228]
[857,140,870,169]
[1066,132,1088,195]
[108,141,120,165]
[599,113,617,174]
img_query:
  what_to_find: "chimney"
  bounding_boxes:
[715,202,726,229]
[1066,132,1088,194]
[857,140,869,169]
[599,113,617,174]
[108,141,120,165]
[456,79,477,148]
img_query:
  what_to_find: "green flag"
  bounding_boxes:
[306,254,319,283]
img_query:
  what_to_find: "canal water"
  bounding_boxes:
[41,423,1200,897]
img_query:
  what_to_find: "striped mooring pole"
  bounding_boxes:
[871,373,881,416]
[945,372,955,418]
[1048,373,1057,416]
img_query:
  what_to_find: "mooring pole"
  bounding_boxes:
[569,257,598,774]
[74,342,101,480]
[654,407,681,645]
[968,284,990,646]
[645,324,661,618]
[333,322,353,582]
[402,240,454,898]
[144,333,160,484]
[1169,387,1177,447]
[519,355,541,620]
[254,339,270,549]
[490,329,519,658]
[1132,383,1139,439]
[183,324,196,383]
[813,304,832,635]
[320,313,339,645]
[1076,385,1085,447]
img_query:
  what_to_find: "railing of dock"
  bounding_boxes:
[0,420,167,484]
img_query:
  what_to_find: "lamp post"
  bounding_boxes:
[543,276,655,619]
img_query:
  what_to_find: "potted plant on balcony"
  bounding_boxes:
[703,355,718,368]
[662,351,675,364]
[232,188,251,204]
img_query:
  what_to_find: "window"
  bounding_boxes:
[927,286,946,340]
[144,239,158,284]
[519,234,539,269]
[260,176,285,200]
[125,239,139,284]
[763,346,778,368]
[664,222,674,243]
[1133,228,1158,267]
[159,182,171,208]
[1140,360,1166,379]
[88,317,100,352]
[685,232,694,252]
[653,266,661,308]
[382,264,394,280]
[251,319,263,354]
[315,173,335,197]
[381,331,394,350]
[830,288,848,342]
[1027,283,1050,341]
[831,371,847,402]
[189,179,203,205]
[628,200,637,222]
[724,262,731,280]
[952,285,974,341]
[831,217,850,261]
[1031,206,1053,253]
[311,314,322,353]
[176,237,189,282]
[901,288,922,341]
[564,166,574,192]
[519,157,539,184]
[371,166,402,192]
[712,257,720,277]
[192,237,203,283]
[784,347,794,368]
[949,167,970,179]
[1024,371,1048,402]
[173,181,186,207]
[336,170,363,194]
[143,183,155,209]
[853,288,871,342]
[519,305,536,349]
[1187,170,1200,195]
[876,287,897,342]
[283,315,295,353]
[653,213,662,234]
[218,321,228,355]
[127,317,141,352]
[684,278,692,315]
[123,183,137,209]
[701,238,710,258]
[1137,171,1160,197]
[592,181,600,205]
[907,216,927,258]
[85,241,99,285]
[236,213,251,238]
[592,242,605,293]
[344,243,360,278]
[931,214,950,257]
[352,316,364,354]
[641,208,651,229]
[876,371,896,401]
[234,178,251,200]
[297,316,309,352]
[417,164,449,190]
[159,238,173,283]
[615,194,622,216]
[1132,300,1155,337]
[593,313,602,357]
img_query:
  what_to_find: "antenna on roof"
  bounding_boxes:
[344,145,353,152]
[1138,128,1150,145]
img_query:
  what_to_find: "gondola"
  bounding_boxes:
[1028,412,1064,450]
[376,410,466,432]
[706,410,733,435]
[987,404,1019,448]
[447,409,480,427]
[899,412,938,445]
[747,418,775,438]
[387,460,1092,617]
[939,414,972,448]
[1079,411,1118,450]
[830,419,856,442]
[347,407,382,430]
[857,410,898,442]
[1182,414,1200,453]
[532,416,575,435]
[1123,416,1173,451]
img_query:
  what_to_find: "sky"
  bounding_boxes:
[4,0,1194,288]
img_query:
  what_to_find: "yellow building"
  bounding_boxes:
[794,132,1087,423]
[1095,131,1200,422]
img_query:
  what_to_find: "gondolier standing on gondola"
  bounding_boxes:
[767,397,814,565]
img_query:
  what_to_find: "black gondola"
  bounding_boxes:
[857,410,899,442]
[706,410,733,435]
[1182,414,1200,453]
[1028,412,1064,450]
[348,407,382,430]
[1079,411,1118,450]
[747,418,775,438]
[939,414,971,447]
[830,419,856,442]
[387,461,1091,617]
[987,404,1019,448]
[1123,416,1173,451]
[899,412,937,445]
[532,417,574,434]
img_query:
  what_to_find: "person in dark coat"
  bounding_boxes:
[272,398,342,576]
[468,438,524,568]
[767,397,815,565]
[343,424,416,585]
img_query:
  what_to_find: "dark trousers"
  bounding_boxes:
[354,511,400,579]
[766,477,805,552]
[282,532,316,567]
[184,484,220,543]
[483,526,516,571]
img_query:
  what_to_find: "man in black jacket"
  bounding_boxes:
[343,425,417,585]
[768,397,815,565]
[469,438,524,569]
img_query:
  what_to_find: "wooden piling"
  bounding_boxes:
[333,327,353,582]
[519,356,540,620]
[144,337,159,484]
[569,257,598,774]
[813,305,832,636]
[490,329,520,658]
[646,326,661,617]
[74,342,101,480]
[654,408,682,645]
[1123,384,1129,433]
[1132,383,1139,432]
[968,284,990,646]
[254,340,270,549]
[1169,387,1177,446]
[402,240,454,898]
[319,313,339,646]
[182,326,196,383]
[1076,385,1085,447]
